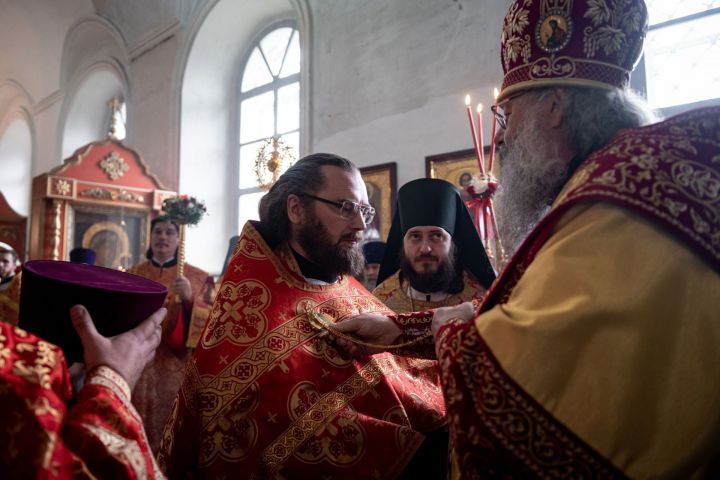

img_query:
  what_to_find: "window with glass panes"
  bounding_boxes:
[638,1,720,109]
[237,22,300,228]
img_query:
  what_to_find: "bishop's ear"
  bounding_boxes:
[548,88,567,129]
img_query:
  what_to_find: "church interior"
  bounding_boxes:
[0,0,718,275]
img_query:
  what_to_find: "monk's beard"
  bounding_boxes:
[398,245,463,294]
[296,213,365,277]
[495,116,569,256]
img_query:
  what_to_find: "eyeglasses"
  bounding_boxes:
[490,92,527,130]
[298,193,376,224]
[490,104,508,130]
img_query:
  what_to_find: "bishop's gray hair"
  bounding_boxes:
[558,86,660,161]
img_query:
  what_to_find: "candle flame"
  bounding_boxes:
[493,87,499,100]
[477,103,483,113]
[465,94,471,106]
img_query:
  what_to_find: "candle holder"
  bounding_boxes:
[463,90,507,273]
[463,174,507,272]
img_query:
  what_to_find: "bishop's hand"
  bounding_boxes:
[329,314,401,357]
[432,301,476,337]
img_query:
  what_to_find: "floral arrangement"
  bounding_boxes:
[162,195,207,225]
[464,173,499,200]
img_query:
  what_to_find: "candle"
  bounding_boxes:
[476,103,485,171]
[465,95,485,174]
[489,87,499,173]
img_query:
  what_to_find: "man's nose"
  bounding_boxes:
[350,212,367,230]
[495,125,505,147]
[420,239,432,252]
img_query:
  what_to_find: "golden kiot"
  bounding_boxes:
[305,308,431,351]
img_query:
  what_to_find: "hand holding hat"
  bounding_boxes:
[71,305,166,390]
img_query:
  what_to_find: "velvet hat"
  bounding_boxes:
[362,241,386,265]
[376,178,495,288]
[497,0,648,102]
[18,260,167,364]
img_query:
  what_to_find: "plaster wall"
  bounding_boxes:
[310,0,507,187]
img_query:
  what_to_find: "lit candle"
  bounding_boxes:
[489,87,499,173]
[465,94,485,174]
[476,103,485,172]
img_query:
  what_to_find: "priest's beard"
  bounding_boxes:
[495,116,570,256]
[399,245,464,294]
[296,212,365,278]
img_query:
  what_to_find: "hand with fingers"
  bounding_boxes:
[70,305,166,390]
[173,276,193,302]
[330,313,402,358]
[431,301,477,337]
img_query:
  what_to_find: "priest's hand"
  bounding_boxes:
[432,301,476,338]
[71,304,165,390]
[330,314,402,357]
[174,276,193,302]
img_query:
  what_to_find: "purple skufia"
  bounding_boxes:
[18,260,168,364]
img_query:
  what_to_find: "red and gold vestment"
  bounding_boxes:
[0,322,162,478]
[0,271,21,326]
[373,270,484,313]
[128,260,212,452]
[158,221,446,479]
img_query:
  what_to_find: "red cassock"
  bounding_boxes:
[158,222,447,478]
[0,322,162,478]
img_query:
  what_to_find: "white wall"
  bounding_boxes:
[0,116,32,215]
[310,0,507,188]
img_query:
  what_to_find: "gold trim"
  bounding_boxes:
[54,179,72,196]
[260,356,411,474]
[80,187,144,203]
[50,200,62,260]
[497,77,615,103]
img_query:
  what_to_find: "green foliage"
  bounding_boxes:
[162,195,207,225]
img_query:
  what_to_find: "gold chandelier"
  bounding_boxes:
[254,137,296,190]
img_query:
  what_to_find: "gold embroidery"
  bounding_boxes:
[198,383,260,465]
[502,0,533,71]
[529,55,576,79]
[202,279,271,347]
[83,423,148,479]
[11,338,57,390]
[260,356,410,474]
[191,314,312,427]
[583,0,645,59]
[287,381,366,466]
[87,365,132,401]
[238,235,267,260]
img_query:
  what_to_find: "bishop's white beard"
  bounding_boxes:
[494,116,570,257]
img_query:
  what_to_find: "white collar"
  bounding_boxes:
[407,285,450,302]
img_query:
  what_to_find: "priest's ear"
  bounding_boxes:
[287,193,305,225]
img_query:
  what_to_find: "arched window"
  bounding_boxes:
[237,22,300,228]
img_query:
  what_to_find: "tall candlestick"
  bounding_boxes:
[465,94,485,174]
[476,103,485,171]
[489,87,499,173]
